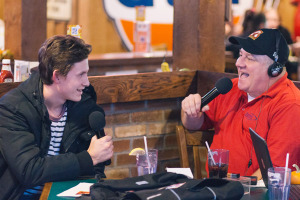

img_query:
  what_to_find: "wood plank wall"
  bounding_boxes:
[2,0,47,60]
[46,0,126,54]
[90,71,197,104]
[173,0,225,72]
[0,0,3,19]
[0,71,197,103]
[1,70,300,104]
[0,0,297,55]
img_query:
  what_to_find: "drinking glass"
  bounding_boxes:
[136,149,158,176]
[268,167,291,200]
[208,149,229,178]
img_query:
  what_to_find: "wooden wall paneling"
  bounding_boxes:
[47,20,56,38]
[76,0,125,54]
[95,0,126,53]
[45,0,125,54]
[55,21,67,35]
[0,71,197,103]
[47,20,67,37]
[4,0,22,59]
[77,0,91,44]
[1,71,300,104]
[69,0,79,25]
[4,0,46,60]
[0,82,20,97]
[173,0,225,72]
[89,71,197,104]
[21,0,47,60]
[0,0,4,19]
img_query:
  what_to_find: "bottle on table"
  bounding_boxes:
[0,59,13,83]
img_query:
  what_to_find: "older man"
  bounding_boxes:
[181,29,300,179]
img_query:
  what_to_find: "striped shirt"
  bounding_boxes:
[22,108,67,199]
[47,110,67,156]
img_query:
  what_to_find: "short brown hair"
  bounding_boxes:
[38,35,92,85]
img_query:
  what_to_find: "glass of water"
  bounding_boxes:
[268,167,291,200]
[136,149,158,176]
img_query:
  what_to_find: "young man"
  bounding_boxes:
[182,29,300,179]
[0,35,113,200]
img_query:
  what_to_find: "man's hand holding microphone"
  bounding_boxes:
[181,77,233,130]
[86,111,114,166]
[88,134,113,166]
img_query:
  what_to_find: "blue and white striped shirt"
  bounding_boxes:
[22,108,67,199]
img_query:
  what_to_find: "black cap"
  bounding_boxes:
[229,28,289,65]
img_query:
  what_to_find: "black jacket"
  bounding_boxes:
[80,172,244,200]
[0,72,106,200]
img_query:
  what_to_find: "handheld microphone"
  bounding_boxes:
[201,77,233,108]
[79,111,104,141]
[89,111,106,138]
[88,111,111,166]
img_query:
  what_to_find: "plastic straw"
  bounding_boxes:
[144,136,151,174]
[284,153,289,187]
[205,141,216,165]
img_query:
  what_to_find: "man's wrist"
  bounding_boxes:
[76,151,94,175]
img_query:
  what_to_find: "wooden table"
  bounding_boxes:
[40,182,52,200]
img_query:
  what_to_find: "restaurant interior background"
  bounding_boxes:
[0,0,297,55]
[0,0,299,179]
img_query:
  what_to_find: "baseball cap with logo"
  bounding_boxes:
[229,28,289,65]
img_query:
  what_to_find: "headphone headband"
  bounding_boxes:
[273,30,281,63]
[268,30,283,77]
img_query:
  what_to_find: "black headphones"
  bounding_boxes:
[267,30,283,77]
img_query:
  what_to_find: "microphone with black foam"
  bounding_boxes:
[89,111,111,166]
[89,111,106,139]
[201,77,233,109]
[79,111,105,141]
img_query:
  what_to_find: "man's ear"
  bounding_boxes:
[52,70,61,84]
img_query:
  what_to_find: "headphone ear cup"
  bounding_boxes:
[268,62,283,77]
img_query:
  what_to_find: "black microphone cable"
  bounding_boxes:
[245,81,270,175]
[88,111,111,166]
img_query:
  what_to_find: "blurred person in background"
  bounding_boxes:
[265,8,300,80]
[265,8,293,44]
[226,9,266,59]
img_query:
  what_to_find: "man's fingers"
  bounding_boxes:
[91,135,97,141]
[188,100,198,117]
[194,94,202,113]
[182,94,202,117]
[202,105,210,112]
[101,135,112,142]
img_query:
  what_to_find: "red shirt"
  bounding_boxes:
[201,73,300,176]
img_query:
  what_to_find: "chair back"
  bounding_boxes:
[176,125,214,179]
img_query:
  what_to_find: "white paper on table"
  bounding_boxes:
[57,182,94,197]
[249,179,265,188]
[256,179,265,187]
[165,168,194,179]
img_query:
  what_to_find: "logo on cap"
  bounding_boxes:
[249,30,263,40]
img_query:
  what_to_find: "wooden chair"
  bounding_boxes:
[176,125,214,179]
